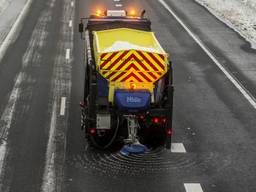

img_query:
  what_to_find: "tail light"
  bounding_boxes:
[152,117,160,124]
[152,117,168,124]
[167,128,173,136]
[89,128,97,135]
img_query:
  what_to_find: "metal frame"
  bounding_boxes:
[79,14,174,149]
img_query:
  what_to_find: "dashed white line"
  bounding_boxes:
[69,20,72,28]
[158,0,256,110]
[114,0,120,1]
[71,1,74,7]
[60,97,66,116]
[65,49,70,60]
[184,183,204,192]
[171,143,186,153]
[115,4,123,7]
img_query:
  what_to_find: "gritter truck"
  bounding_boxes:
[79,10,174,152]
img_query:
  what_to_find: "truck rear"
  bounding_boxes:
[79,10,174,151]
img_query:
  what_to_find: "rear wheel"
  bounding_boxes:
[165,136,171,149]
[138,123,167,149]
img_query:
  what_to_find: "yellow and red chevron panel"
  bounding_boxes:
[98,50,167,83]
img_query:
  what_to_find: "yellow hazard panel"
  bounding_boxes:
[99,50,167,83]
[93,28,169,103]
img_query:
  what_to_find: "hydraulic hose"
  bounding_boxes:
[90,117,120,149]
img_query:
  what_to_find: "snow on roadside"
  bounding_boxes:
[195,0,256,49]
[0,0,29,59]
[0,0,11,14]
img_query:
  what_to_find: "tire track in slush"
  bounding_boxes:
[0,0,54,190]
[67,147,231,178]
[0,73,23,187]
[40,0,74,191]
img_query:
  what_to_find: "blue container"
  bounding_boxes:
[114,90,151,113]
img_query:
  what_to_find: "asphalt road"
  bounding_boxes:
[0,0,256,191]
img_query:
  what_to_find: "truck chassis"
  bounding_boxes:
[79,12,174,150]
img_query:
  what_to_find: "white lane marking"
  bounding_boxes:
[0,0,33,62]
[114,0,120,1]
[159,0,256,110]
[171,143,186,153]
[115,4,123,7]
[184,183,204,192]
[0,141,8,179]
[41,101,57,192]
[60,97,66,116]
[41,0,74,190]
[71,1,74,7]
[69,20,72,28]
[65,49,70,60]
[0,73,23,177]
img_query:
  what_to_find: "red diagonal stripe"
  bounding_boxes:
[100,52,119,69]
[148,52,165,70]
[159,54,165,61]
[132,54,149,71]
[138,72,152,82]
[105,71,118,79]
[105,50,129,70]
[121,72,143,82]
[115,55,131,71]
[100,53,108,59]
[136,51,159,71]
[147,72,157,80]
[104,63,139,79]
[114,54,136,71]
[111,71,126,82]
[124,63,139,71]
[116,54,150,71]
